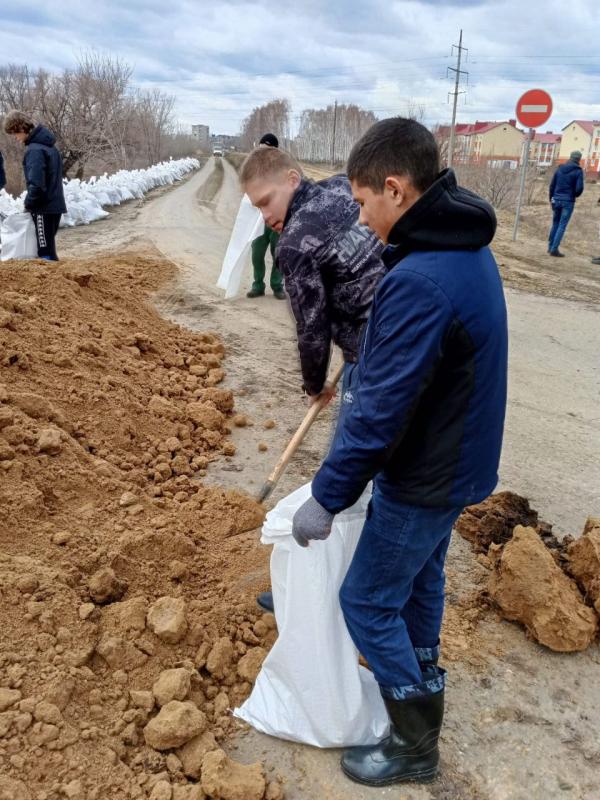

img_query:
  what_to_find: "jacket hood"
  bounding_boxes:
[562,160,582,174]
[27,125,56,148]
[385,169,497,258]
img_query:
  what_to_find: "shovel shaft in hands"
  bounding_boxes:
[256,362,345,504]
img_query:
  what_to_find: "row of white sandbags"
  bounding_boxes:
[0,157,200,227]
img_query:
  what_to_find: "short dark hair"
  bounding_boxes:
[3,109,35,135]
[347,117,440,194]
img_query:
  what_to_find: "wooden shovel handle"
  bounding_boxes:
[256,362,345,503]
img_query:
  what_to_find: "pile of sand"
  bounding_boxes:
[0,255,281,800]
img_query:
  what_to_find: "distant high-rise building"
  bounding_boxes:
[191,125,210,148]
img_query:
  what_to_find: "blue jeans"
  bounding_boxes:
[339,485,463,700]
[548,200,574,252]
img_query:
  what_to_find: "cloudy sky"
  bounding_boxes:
[2,0,599,135]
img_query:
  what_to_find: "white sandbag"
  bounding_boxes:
[1,212,38,261]
[217,194,264,299]
[234,482,389,748]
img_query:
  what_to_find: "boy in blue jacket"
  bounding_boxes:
[292,118,508,786]
[3,110,67,260]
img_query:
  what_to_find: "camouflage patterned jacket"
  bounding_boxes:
[276,175,386,395]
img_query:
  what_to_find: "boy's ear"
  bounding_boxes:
[384,176,408,206]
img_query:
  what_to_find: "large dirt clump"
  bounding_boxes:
[459,493,599,651]
[0,255,281,799]
[489,526,598,652]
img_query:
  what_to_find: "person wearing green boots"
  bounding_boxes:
[247,133,286,300]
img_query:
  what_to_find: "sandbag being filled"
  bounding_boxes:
[234,482,389,747]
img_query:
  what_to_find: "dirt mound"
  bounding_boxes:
[566,517,600,614]
[460,494,600,651]
[488,526,598,652]
[0,255,280,799]
[457,491,546,553]
[457,491,573,568]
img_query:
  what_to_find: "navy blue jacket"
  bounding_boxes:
[277,175,385,395]
[23,126,67,214]
[0,151,5,190]
[549,161,584,203]
[312,169,508,512]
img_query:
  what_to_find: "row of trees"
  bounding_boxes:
[294,104,377,163]
[239,99,408,164]
[0,53,198,193]
[239,99,548,209]
[239,99,291,152]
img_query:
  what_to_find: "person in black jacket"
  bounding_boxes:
[3,110,67,260]
[241,144,386,616]
[292,118,508,786]
[240,146,385,400]
[0,150,6,191]
[547,150,584,257]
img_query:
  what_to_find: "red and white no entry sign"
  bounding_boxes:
[516,89,553,129]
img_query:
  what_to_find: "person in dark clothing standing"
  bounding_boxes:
[247,133,286,300]
[291,118,508,786]
[3,110,67,260]
[0,150,6,190]
[547,150,584,257]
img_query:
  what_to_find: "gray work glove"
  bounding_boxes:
[292,495,335,548]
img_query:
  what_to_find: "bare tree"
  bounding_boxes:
[294,104,376,163]
[239,99,291,151]
[0,52,180,190]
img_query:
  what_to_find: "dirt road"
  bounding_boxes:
[59,160,600,800]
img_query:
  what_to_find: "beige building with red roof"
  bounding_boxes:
[558,121,600,171]
[436,120,526,165]
[531,132,562,167]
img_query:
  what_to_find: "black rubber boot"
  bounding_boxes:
[256,591,274,613]
[341,690,444,786]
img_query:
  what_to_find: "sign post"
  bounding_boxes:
[512,89,553,241]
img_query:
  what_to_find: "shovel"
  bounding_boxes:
[256,362,345,503]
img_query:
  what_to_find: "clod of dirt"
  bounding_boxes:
[147,596,188,643]
[258,442,268,452]
[187,401,225,431]
[206,637,235,679]
[119,490,139,508]
[232,414,248,428]
[263,420,275,429]
[237,646,267,683]
[265,782,285,800]
[201,748,266,800]
[149,781,172,800]
[489,525,598,651]
[144,700,207,750]
[566,517,600,614]
[153,667,192,706]
[0,776,30,800]
[96,633,148,670]
[37,427,62,455]
[457,492,542,553]
[177,729,219,779]
[88,566,128,604]
[0,688,21,711]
